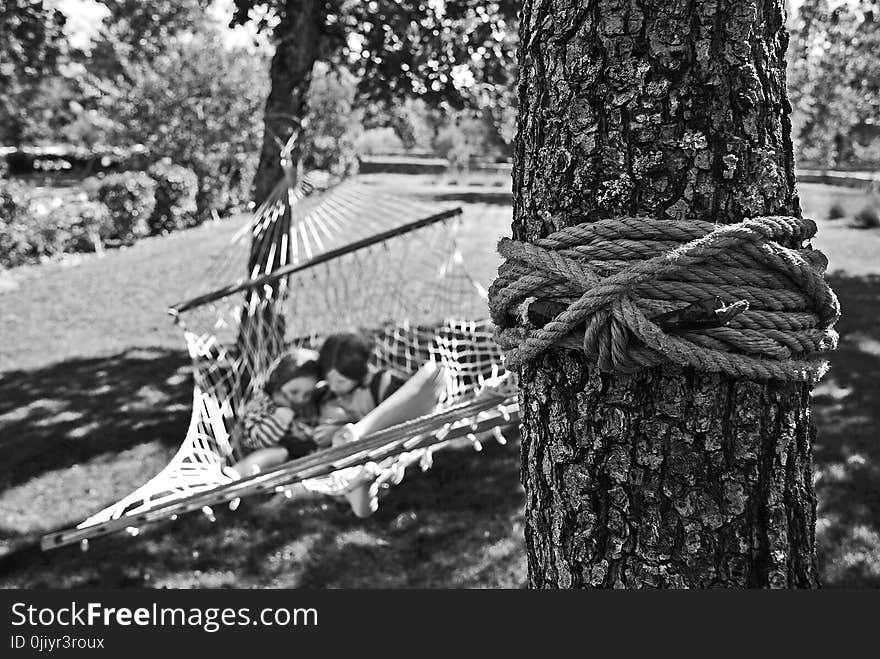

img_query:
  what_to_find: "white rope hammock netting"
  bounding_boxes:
[41,174,518,550]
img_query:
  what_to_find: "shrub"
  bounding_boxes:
[300,63,363,178]
[0,183,111,267]
[854,205,880,229]
[103,34,267,220]
[356,128,404,156]
[0,180,35,267]
[852,137,880,168]
[434,124,474,174]
[827,200,846,220]
[147,159,198,234]
[30,195,111,257]
[190,153,254,221]
[90,171,156,243]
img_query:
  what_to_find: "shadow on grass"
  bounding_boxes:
[0,348,192,492]
[0,438,526,589]
[812,273,880,587]
[2,274,875,588]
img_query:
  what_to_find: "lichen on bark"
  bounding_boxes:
[513,0,819,588]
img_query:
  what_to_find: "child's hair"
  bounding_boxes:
[318,332,374,382]
[264,356,320,395]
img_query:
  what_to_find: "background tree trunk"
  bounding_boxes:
[251,0,324,211]
[513,0,818,587]
[236,0,325,397]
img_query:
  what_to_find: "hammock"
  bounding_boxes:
[41,173,518,551]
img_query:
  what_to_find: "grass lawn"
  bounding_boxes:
[1,179,879,587]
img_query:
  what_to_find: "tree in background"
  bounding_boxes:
[361,97,444,152]
[100,33,270,217]
[299,62,363,177]
[15,1,213,149]
[87,0,210,80]
[788,0,880,167]
[434,109,510,172]
[509,0,827,587]
[0,0,67,146]
[230,0,519,207]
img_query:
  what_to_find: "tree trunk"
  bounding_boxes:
[513,0,818,587]
[251,0,324,211]
[236,0,325,399]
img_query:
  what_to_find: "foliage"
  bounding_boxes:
[854,204,880,229]
[853,138,880,167]
[336,0,519,112]
[10,1,213,148]
[433,111,509,170]
[147,160,199,234]
[88,0,211,80]
[828,200,846,220]
[434,123,475,173]
[301,63,364,177]
[356,128,406,155]
[363,98,444,151]
[90,171,157,243]
[30,196,110,257]
[789,1,880,168]
[101,31,269,217]
[231,0,520,156]
[0,180,35,267]
[0,181,110,267]
[0,0,68,146]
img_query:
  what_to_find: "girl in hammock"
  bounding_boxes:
[229,354,323,477]
[227,336,398,479]
[312,332,407,445]
[314,332,448,517]
[230,332,446,517]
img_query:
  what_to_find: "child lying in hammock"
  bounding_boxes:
[230,354,323,477]
[316,333,448,517]
[231,336,402,476]
[229,332,447,517]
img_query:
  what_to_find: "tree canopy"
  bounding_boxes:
[0,0,67,145]
[788,0,880,167]
[87,0,212,79]
[230,0,518,117]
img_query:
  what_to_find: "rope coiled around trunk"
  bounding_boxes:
[487,215,840,381]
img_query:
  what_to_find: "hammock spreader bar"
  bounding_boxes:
[169,207,463,315]
[40,392,518,551]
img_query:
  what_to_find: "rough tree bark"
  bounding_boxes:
[513,0,818,587]
[251,0,325,211]
[237,0,325,393]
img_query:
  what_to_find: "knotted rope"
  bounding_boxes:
[488,216,840,382]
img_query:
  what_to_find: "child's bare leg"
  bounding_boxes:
[230,447,289,478]
[343,473,378,518]
[350,362,448,439]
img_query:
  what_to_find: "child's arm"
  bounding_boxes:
[312,403,357,448]
[241,405,295,451]
[230,446,290,478]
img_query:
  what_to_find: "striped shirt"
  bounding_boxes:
[239,390,317,452]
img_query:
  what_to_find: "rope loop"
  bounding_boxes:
[488,216,840,381]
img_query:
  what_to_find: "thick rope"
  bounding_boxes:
[488,216,840,381]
